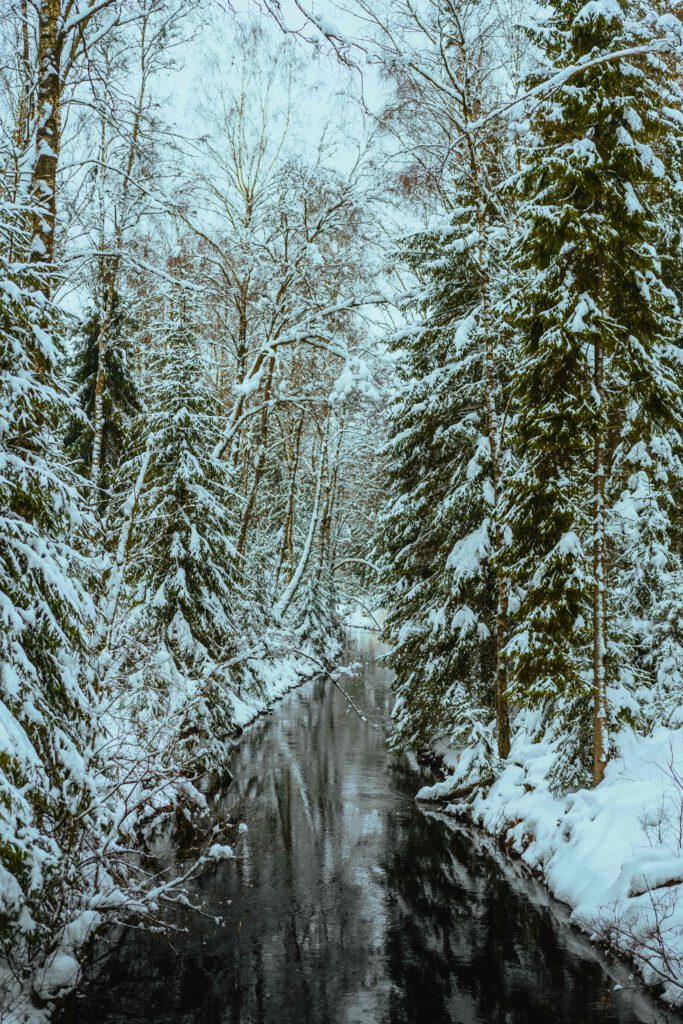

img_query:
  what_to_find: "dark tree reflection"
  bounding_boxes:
[58,636,672,1024]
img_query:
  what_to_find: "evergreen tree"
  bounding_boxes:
[612,430,683,726]
[294,565,341,665]
[504,0,683,786]
[0,199,94,963]
[124,313,240,771]
[65,291,141,510]
[380,212,512,776]
[612,137,683,729]
[377,0,519,769]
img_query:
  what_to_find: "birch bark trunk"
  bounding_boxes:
[274,416,304,589]
[275,424,329,620]
[236,358,275,558]
[31,0,63,287]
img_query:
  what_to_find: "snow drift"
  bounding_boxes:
[418,722,683,1006]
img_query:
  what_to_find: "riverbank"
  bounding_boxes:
[54,631,669,1024]
[3,640,336,1024]
[417,720,683,1010]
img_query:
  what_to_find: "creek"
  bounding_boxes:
[57,632,673,1024]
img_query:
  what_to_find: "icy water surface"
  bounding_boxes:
[58,632,675,1024]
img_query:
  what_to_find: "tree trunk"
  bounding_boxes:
[275,425,328,620]
[274,415,304,589]
[476,199,510,760]
[592,337,608,785]
[12,0,33,204]
[90,268,118,495]
[236,358,274,557]
[496,579,511,759]
[317,421,342,577]
[31,0,63,286]
[91,372,105,490]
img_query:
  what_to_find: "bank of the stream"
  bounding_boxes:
[55,634,676,1024]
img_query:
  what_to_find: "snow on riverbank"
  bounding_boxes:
[229,651,320,731]
[338,601,384,632]
[418,721,683,1007]
[1,645,331,1024]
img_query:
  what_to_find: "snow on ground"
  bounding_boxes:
[418,723,683,1007]
[338,601,384,631]
[229,652,319,731]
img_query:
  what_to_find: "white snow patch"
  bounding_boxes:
[430,726,683,1007]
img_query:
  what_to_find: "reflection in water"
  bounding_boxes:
[58,634,674,1024]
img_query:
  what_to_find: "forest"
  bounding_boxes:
[1,0,683,1019]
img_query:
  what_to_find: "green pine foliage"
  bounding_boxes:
[381,0,683,794]
[612,149,683,727]
[503,0,683,786]
[611,361,683,727]
[380,220,504,762]
[0,199,95,964]
[124,313,240,772]
[65,292,141,505]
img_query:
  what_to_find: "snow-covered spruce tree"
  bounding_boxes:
[375,0,521,773]
[65,291,141,512]
[612,430,683,727]
[640,221,683,720]
[294,565,341,666]
[0,199,96,978]
[380,212,513,783]
[504,0,683,787]
[609,217,683,728]
[124,312,240,774]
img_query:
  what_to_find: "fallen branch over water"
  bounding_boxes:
[288,647,381,728]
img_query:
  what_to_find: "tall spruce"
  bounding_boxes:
[504,0,683,786]
[0,198,94,963]
[65,292,141,513]
[610,189,683,727]
[124,312,240,771]
[377,0,520,767]
[380,209,513,779]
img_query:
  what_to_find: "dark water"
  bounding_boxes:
[58,633,675,1024]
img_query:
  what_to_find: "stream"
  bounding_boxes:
[57,632,675,1024]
